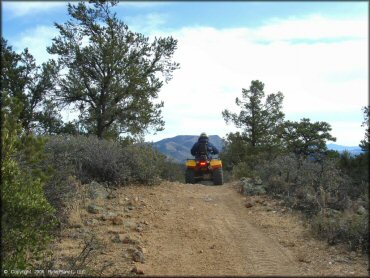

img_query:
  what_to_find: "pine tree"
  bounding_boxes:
[1,38,61,135]
[222,80,285,171]
[281,118,336,158]
[47,1,179,139]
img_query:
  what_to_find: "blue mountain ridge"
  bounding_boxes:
[151,136,363,163]
[151,135,224,163]
[326,143,363,156]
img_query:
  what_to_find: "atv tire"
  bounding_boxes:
[212,168,223,185]
[185,168,196,184]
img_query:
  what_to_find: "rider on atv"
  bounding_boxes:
[191,132,219,159]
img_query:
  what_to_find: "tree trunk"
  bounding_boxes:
[97,118,104,139]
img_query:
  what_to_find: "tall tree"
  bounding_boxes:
[1,38,61,135]
[47,1,180,139]
[222,80,285,152]
[281,118,336,157]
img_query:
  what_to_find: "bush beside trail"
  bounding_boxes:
[45,135,183,186]
[245,154,369,253]
[233,154,369,255]
[43,135,184,222]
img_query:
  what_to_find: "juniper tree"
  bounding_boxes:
[47,0,179,139]
[281,118,336,158]
[1,38,61,134]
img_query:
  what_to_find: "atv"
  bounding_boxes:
[185,155,224,185]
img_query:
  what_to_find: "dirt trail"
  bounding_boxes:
[141,182,297,275]
[52,181,369,276]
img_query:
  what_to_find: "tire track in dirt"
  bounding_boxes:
[213,190,296,275]
[140,182,299,276]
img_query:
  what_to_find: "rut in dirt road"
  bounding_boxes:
[139,182,299,276]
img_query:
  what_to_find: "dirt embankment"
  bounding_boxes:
[51,181,369,276]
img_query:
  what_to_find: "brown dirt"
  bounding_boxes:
[50,181,369,276]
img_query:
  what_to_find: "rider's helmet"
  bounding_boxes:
[200,132,208,138]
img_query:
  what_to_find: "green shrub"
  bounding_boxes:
[2,93,57,269]
[45,135,130,185]
[124,144,165,185]
[232,161,256,179]
[311,210,368,252]
[159,160,185,183]
[257,155,351,212]
[256,153,369,253]
[256,154,297,194]
[45,135,168,186]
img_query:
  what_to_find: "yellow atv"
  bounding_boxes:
[185,155,223,185]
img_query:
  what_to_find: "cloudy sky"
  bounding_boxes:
[2,1,368,146]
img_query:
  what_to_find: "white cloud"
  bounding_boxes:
[12,25,59,65]
[10,10,367,146]
[3,2,67,18]
[259,14,367,41]
[123,13,169,35]
[330,121,366,146]
[145,15,368,145]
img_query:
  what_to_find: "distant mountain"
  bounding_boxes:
[152,135,224,163]
[327,143,363,156]
[152,137,363,163]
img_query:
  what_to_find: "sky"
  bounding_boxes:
[2,1,369,146]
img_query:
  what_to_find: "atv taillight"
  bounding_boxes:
[199,161,207,166]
